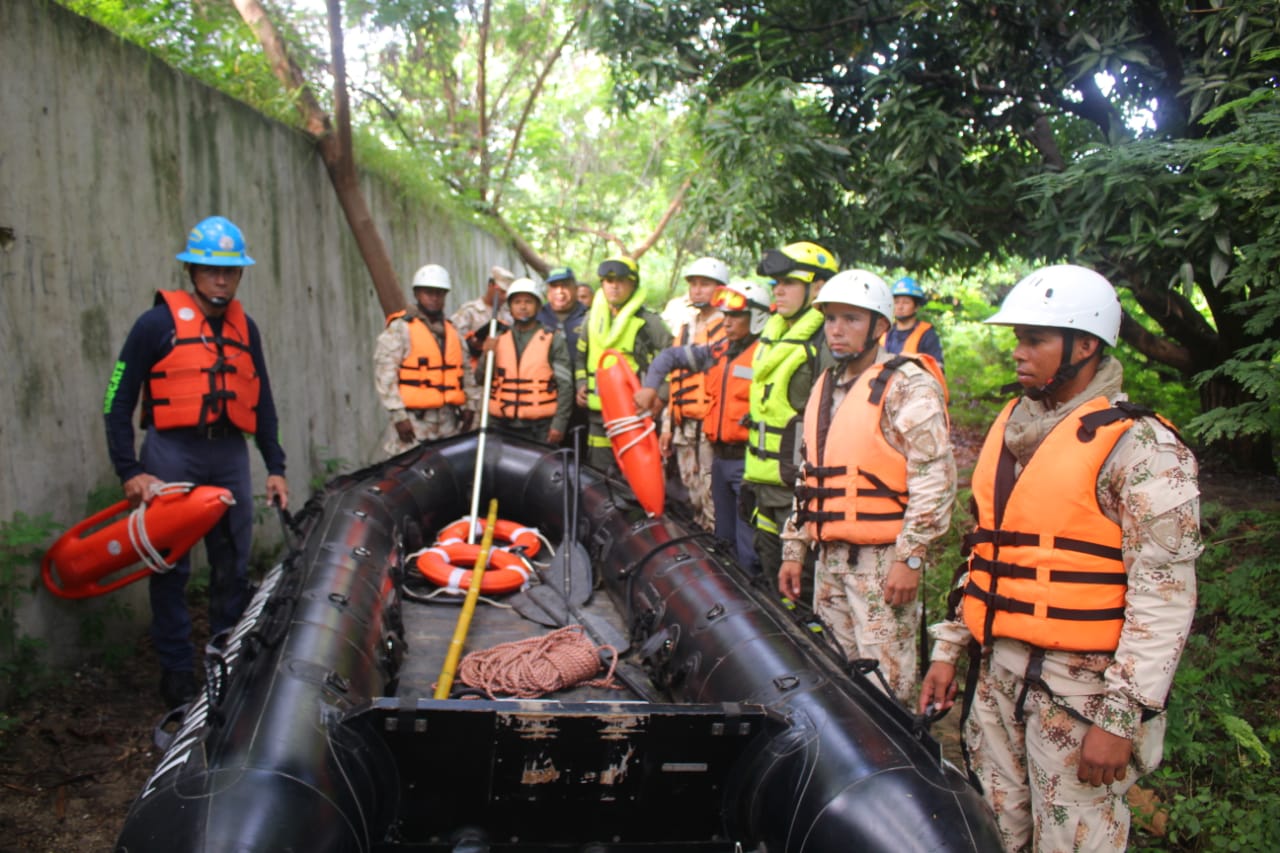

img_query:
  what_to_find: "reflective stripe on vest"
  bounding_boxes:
[963,396,1133,652]
[489,328,558,420]
[743,308,824,487]
[582,291,648,412]
[147,290,259,432]
[399,318,467,410]
[797,362,908,544]
[703,341,756,445]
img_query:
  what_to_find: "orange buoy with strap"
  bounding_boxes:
[596,348,664,516]
[42,483,235,600]
[435,517,542,558]
[413,541,532,595]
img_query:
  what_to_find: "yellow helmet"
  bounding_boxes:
[756,241,837,284]
[597,256,640,283]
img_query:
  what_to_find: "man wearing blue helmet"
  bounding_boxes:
[103,216,289,710]
[881,276,945,369]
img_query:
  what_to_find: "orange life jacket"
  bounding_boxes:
[397,316,466,410]
[703,340,756,445]
[146,290,259,432]
[881,320,932,353]
[796,359,912,544]
[669,312,723,423]
[489,328,558,420]
[962,396,1137,652]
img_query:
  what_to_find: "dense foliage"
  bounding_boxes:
[591,0,1280,470]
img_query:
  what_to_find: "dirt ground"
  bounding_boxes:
[1,439,1274,852]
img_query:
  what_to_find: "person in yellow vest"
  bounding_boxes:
[881,276,945,368]
[102,215,289,709]
[743,240,838,597]
[479,277,573,445]
[374,263,473,457]
[777,270,955,705]
[918,265,1201,853]
[635,278,772,574]
[662,256,729,530]
[574,256,672,473]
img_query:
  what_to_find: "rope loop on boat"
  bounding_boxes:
[457,625,620,699]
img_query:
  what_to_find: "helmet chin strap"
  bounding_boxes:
[832,328,880,366]
[1025,329,1088,401]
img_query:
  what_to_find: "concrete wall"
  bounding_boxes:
[0,0,519,666]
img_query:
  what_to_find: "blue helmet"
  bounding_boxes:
[176,216,255,267]
[891,276,924,300]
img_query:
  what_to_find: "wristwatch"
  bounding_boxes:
[905,555,924,571]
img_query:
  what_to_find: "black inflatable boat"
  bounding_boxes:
[115,431,1000,852]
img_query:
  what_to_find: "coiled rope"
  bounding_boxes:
[128,482,233,574]
[457,625,620,699]
[602,412,655,456]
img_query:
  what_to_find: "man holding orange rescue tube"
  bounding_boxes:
[103,216,288,710]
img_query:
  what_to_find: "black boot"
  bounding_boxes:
[159,669,196,708]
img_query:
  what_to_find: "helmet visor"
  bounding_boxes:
[597,259,638,281]
[756,248,832,283]
[712,286,748,313]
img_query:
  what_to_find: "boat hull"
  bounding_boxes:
[116,431,999,852]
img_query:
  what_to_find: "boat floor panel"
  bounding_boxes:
[397,580,645,703]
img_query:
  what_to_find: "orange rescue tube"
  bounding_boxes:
[435,517,542,557]
[413,542,532,595]
[42,484,235,600]
[596,348,665,516]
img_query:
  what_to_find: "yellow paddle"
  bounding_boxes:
[433,498,499,699]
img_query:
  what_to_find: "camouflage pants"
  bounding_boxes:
[673,419,715,530]
[382,407,464,458]
[965,658,1165,853]
[813,542,919,705]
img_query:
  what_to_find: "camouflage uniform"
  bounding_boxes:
[451,295,514,417]
[374,309,475,458]
[929,358,1201,853]
[782,351,955,704]
[663,303,721,530]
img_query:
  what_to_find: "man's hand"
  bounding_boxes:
[633,386,662,417]
[576,383,589,407]
[547,429,564,445]
[918,661,958,715]
[1078,726,1133,787]
[778,559,804,601]
[265,474,289,511]
[123,473,163,508]
[395,419,416,443]
[480,337,499,354]
[659,430,673,458]
[884,560,921,606]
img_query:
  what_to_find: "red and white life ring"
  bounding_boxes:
[412,541,532,595]
[435,517,542,558]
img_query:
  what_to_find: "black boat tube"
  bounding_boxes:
[117,432,999,852]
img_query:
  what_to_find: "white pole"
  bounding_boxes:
[466,311,500,544]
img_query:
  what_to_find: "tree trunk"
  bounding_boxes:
[233,0,405,318]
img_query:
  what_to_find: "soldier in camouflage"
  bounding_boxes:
[779,271,955,705]
[374,264,476,457]
[451,265,516,418]
[919,265,1200,853]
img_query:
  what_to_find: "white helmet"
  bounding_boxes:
[412,263,452,291]
[714,278,773,335]
[505,277,544,304]
[684,256,730,286]
[986,265,1121,346]
[812,269,894,322]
